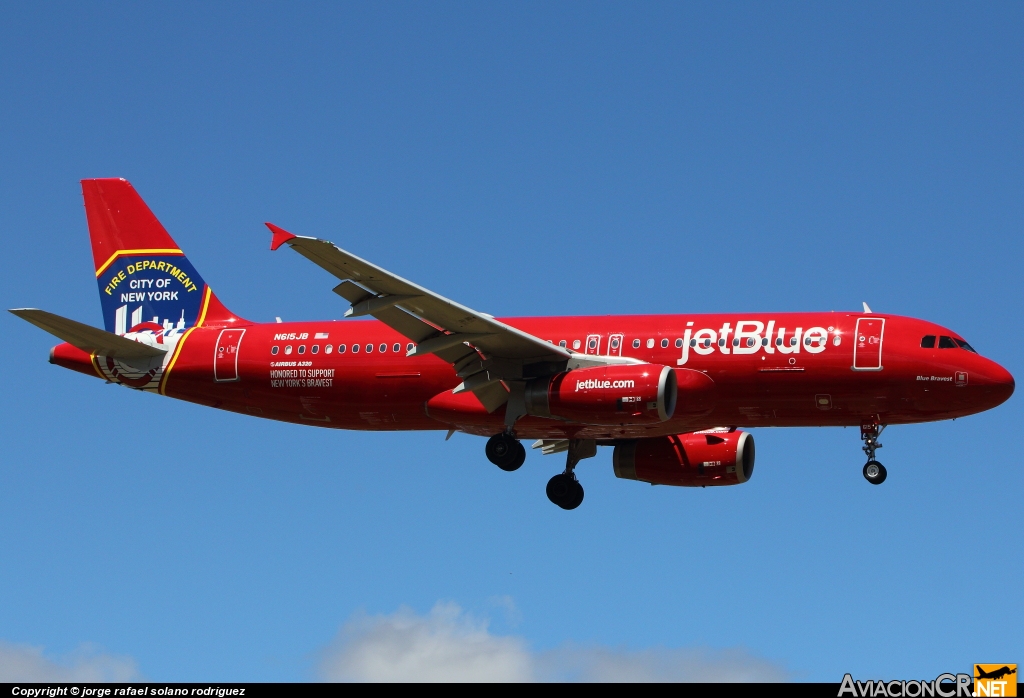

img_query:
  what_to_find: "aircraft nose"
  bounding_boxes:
[975,359,1015,409]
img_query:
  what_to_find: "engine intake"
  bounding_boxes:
[612,430,755,486]
[525,364,677,426]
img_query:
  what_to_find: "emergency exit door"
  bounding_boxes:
[585,334,602,355]
[852,318,884,371]
[608,334,624,356]
[214,328,246,382]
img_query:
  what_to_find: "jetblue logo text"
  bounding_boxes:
[677,320,836,366]
[575,379,635,391]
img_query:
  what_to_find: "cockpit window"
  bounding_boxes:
[954,338,977,353]
[921,335,936,348]
[938,336,957,349]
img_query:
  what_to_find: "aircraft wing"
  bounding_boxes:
[267,223,571,414]
[9,308,167,360]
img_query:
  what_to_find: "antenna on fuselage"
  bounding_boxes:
[862,302,873,313]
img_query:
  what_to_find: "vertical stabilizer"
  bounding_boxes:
[83,179,243,333]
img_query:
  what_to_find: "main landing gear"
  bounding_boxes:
[485,432,526,472]
[546,439,594,510]
[485,433,593,510]
[860,421,887,485]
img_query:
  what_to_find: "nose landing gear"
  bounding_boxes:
[860,421,887,485]
[485,432,526,472]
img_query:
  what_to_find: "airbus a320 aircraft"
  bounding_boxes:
[11,179,1015,509]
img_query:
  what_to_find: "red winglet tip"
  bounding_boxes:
[266,222,297,251]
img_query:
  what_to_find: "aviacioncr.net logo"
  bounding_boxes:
[839,673,973,697]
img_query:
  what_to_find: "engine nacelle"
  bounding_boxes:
[612,430,755,486]
[525,364,677,425]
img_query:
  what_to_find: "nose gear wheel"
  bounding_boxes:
[863,460,887,485]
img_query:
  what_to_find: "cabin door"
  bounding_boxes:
[852,318,884,371]
[214,329,246,382]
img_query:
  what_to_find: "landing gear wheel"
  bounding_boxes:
[546,473,584,510]
[486,433,525,472]
[863,460,887,485]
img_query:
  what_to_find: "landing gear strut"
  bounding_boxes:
[486,432,526,472]
[860,421,887,485]
[546,439,594,510]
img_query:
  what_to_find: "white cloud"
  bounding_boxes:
[0,641,141,682]
[318,603,789,683]
[319,603,533,682]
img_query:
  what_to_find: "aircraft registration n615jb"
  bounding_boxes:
[11,179,1015,509]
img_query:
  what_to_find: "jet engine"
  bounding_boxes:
[524,364,677,425]
[612,430,755,486]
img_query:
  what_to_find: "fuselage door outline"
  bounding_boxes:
[852,318,884,371]
[214,328,246,382]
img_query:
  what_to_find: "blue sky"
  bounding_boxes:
[1,2,1021,682]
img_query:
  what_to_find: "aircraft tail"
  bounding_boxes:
[84,178,242,334]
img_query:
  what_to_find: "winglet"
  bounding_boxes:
[266,223,297,251]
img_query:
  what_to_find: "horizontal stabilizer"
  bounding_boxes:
[9,308,167,359]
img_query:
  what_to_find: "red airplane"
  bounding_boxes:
[10,179,1015,509]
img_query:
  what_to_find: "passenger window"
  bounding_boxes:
[407,343,415,352]
[646,339,655,348]
[393,343,401,352]
[632,339,641,349]
[938,336,957,349]
[689,339,697,347]
[761,338,768,346]
[921,335,936,348]
[271,346,279,355]
[351,344,359,353]
[311,345,319,354]
[379,343,387,353]
[954,339,977,353]
[284,346,293,355]
[338,344,346,354]
[572,340,581,350]
[298,345,306,354]
[661,338,669,348]
[558,340,566,348]
[325,344,333,354]
[366,344,374,353]
[675,338,683,348]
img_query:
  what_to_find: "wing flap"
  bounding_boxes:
[10,308,167,359]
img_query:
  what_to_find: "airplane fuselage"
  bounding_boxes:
[51,311,1014,441]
